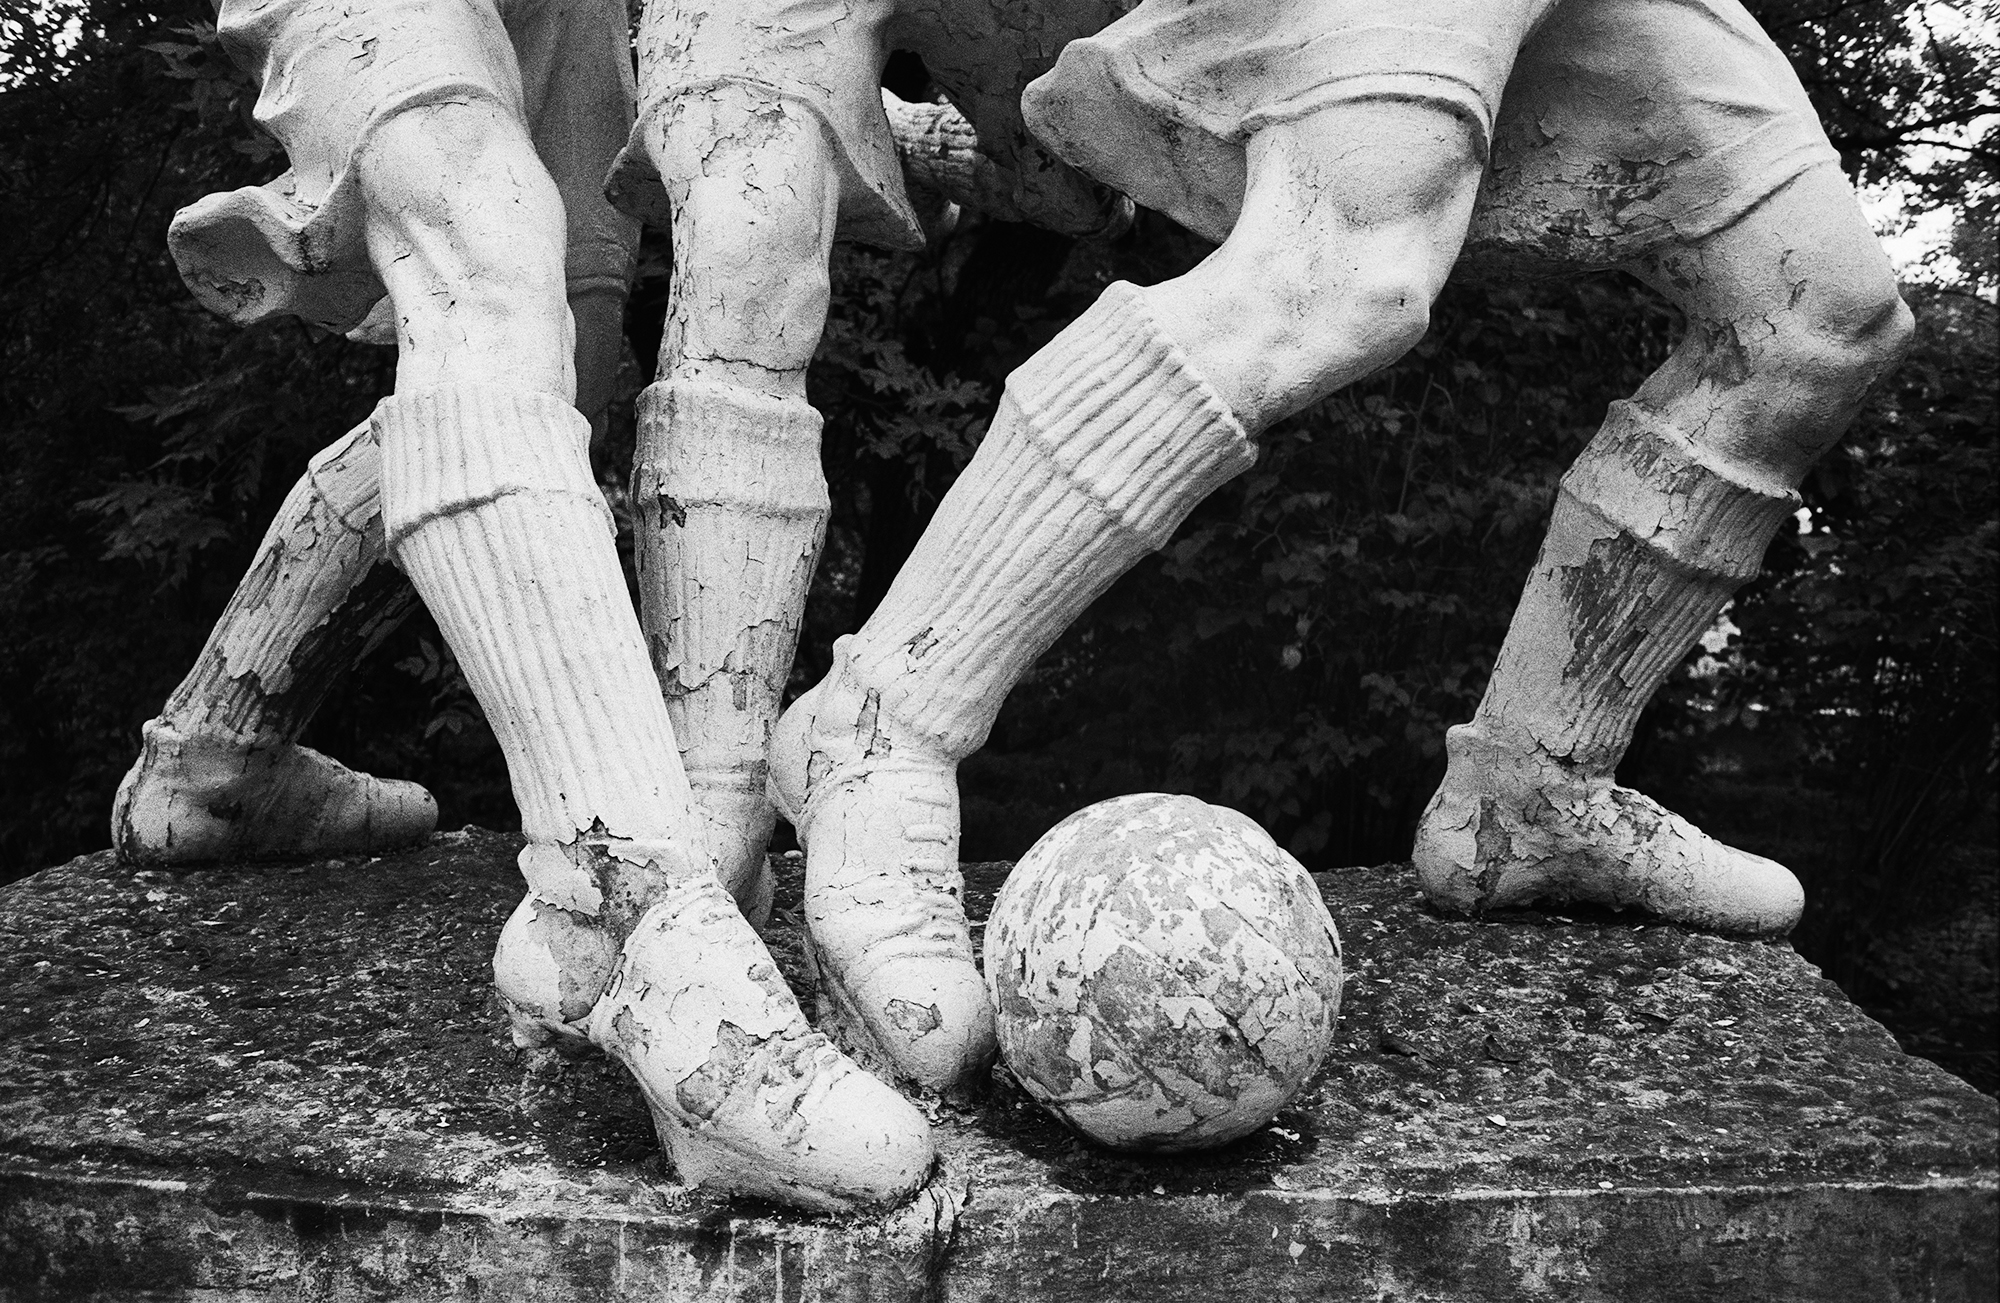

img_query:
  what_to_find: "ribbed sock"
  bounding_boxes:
[635,379,829,797]
[161,423,415,742]
[840,281,1258,756]
[1472,400,1800,771]
[375,386,703,891]
[117,422,433,863]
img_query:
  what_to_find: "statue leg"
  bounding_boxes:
[111,425,435,863]
[112,0,641,870]
[111,247,629,869]
[1414,162,1913,934]
[633,90,840,928]
[769,102,1486,1090]
[355,81,927,1210]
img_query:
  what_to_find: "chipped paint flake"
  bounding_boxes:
[986,794,1342,1152]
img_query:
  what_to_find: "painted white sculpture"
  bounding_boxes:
[625,0,1910,1096]
[612,0,1133,1096]
[111,425,435,866]
[128,0,936,1212]
[120,0,1912,1209]
[116,0,1114,1211]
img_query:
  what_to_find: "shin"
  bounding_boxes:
[112,426,435,863]
[636,95,841,921]
[771,103,1483,1089]
[1416,165,1912,934]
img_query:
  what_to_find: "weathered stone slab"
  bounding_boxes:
[2,829,1993,1301]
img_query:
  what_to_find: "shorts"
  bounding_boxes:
[613,0,1130,250]
[169,0,637,333]
[1469,0,1846,268]
[1023,0,1843,261]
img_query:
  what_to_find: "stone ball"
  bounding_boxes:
[984,793,1343,1151]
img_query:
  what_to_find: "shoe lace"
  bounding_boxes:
[803,756,971,951]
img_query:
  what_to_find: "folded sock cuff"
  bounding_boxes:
[835,283,1254,756]
[635,380,827,515]
[305,422,384,536]
[1008,281,1256,547]
[1560,401,1800,582]
[374,387,608,551]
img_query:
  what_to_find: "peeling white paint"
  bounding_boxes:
[113,426,434,865]
[767,284,1253,1095]
[986,793,1343,1151]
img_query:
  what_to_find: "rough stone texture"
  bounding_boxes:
[2,829,1993,1301]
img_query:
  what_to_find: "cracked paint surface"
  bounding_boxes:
[986,794,1343,1151]
[112,426,432,866]
[1413,404,1810,935]
[587,873,938,1213]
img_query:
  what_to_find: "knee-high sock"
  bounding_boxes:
[375,388,934,1210]
[769,282,1256,1092]
[836,281,1258,754]
[1414,400,1806,935]
[375,386,708,913]
[113,425,433,862]
[163,425,415,738]
[634,380,828,907]
[1470,400,1799,772]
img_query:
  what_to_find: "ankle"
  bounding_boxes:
[517,834,708,940]
[769,656,960,825]
[128,722,309,793]
[813,637,970,762]
[1441,720,1612,789]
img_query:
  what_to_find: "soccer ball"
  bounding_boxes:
[984,793,1343,1151]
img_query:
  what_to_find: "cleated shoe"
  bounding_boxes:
[1414,724,1804,936]
[770,683,996,1093]
[113,720,435,865]
[589,874,936,1212]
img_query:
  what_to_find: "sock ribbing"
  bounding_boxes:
[305,422,388,535]
[377,387,612,551]
[844,282,1255,756]
[1476,402,1799,770]
[1563,401,1800,581]
[635,379,826,514]
[375,387,700,859]
[634,379,830,782]
[1009,282,1256,544]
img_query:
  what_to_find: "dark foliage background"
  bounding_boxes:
[3,1,1994,1092]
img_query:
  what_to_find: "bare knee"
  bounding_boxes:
[1147,248,1437,428]
[1637,169,1915,481]
[1325,267,1437,378]
[1802,275,1915,381]
[357,100,572,394]
[1643,264,1913,482]
[1143,104,1479,427]
[659,172,834,390]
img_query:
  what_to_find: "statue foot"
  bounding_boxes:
[591,874,935,1211]
[690,775,779,930]
[1413,724,1804,936]
[767,679,996,1093]
[495,792,775,1052]
[492,845,934,1211]
[492,894,618,1049]
[112,720,436,864]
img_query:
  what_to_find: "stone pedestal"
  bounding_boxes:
[3,829,1993,1301]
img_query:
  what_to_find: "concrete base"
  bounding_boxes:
[2,829,1993,1301]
